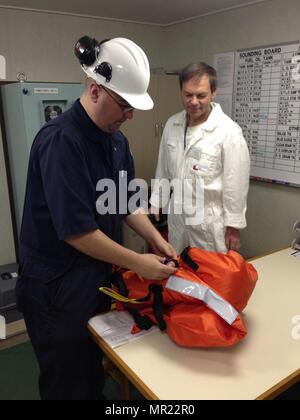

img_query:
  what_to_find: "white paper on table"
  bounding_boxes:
[88,311,158,349]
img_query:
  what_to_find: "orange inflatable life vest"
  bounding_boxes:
[100,247,258,348]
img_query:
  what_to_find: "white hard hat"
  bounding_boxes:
[75,36,153,110]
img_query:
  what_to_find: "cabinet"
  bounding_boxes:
[0,82,83,236]
[122,74,182,184]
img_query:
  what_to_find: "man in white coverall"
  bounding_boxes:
[150,62,250,254]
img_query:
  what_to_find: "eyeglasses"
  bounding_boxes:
[102,86,134,113]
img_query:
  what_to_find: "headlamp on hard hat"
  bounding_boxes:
[74,35,153,110]
[74,36,112,82]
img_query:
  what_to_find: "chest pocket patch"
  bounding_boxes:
[187,147,202,161]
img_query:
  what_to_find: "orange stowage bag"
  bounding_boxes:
[166,303,247,348]
[179,248,258,312]
[105,247,258,348]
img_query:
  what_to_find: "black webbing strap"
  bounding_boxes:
[126,307,154,331]
[180,247,199,272]
[110,273,154,330]
[111,272,166,331]
[110,271,129,297]
[124,284,166,332]
[111,272,154,304]
[150,284,166,331]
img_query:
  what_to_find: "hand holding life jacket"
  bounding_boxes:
[100,247,258,348]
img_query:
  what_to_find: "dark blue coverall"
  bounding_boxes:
[15,99,135,400]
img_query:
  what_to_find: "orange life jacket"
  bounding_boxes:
[101,247,258,348]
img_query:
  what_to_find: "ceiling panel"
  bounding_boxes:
[0,0,268,25]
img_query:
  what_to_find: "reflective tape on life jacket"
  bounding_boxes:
[166,275,239,325]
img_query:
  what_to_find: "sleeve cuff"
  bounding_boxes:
[224,213,247,229]
[58,222,99,240]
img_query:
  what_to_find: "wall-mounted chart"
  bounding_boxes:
[215,42,300,186]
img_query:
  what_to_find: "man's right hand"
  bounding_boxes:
[132,254,177,280]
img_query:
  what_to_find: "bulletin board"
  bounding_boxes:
[215,41,300,187]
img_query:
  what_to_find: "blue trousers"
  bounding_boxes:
[16,261,111,400]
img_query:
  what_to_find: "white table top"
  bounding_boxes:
[89,248,300,400]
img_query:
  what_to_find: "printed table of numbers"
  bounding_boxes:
[234,43,300,182]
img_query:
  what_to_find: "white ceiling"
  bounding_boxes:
[0,0,268,26]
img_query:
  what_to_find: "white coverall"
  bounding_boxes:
[150,103,250,254]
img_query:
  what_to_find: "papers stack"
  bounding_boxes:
[88,311,157,349]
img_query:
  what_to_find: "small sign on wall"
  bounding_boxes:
[0,55,6,79]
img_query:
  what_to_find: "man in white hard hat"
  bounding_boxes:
[16,36,176,400]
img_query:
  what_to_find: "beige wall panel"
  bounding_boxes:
[0,9,163,83]
[162,0,300,70]
[241,182,300,259]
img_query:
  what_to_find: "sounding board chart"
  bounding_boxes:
[233,42,300,185]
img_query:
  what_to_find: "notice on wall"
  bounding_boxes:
[233,42,300,186]
[0,55,6,79]
[214,51,235,118]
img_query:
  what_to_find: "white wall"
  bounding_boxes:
[161,0,300,71]
[0,8,163,83]
[240,182,300,258]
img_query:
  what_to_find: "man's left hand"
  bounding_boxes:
[150,237,177,260]
[225,227,241,251]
